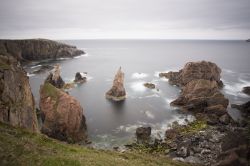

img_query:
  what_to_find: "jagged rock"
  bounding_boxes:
[39,82,87,143]
[106,67,126,101]
[0,39,84,62]
[171,79,229,113]
[159,61,222,87]
[242,86,250,95]
[219,114,230,125]
[143,83,156,89]
[165,128,178,140]
[0,55,38,132]
[45,64,65,89]
[74,72,86,84]
[136,127,151,144]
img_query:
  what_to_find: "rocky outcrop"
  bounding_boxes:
[0,55,38,132]
[159,61,223,87]
[45,64,65,89]
[74,72,86,84]
[106,67,126,101]
[136,127,151,144]
[143,83,156,89]
[242,86,250,95]
[0,39,84,62]
[160,61,229,119]
[39,82,87,143]
[231,101,250,116]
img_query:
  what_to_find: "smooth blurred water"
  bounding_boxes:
[24,39,250,148]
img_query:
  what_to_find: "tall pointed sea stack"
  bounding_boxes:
[106,67,126,101]
[45,64,65,89]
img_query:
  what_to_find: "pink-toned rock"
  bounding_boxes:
[40,82,87,142]
[0,55,38,132]
[106,67,126,101]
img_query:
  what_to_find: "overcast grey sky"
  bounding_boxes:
[0,0,250,39]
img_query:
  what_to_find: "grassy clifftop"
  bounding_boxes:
[0,122,190,166]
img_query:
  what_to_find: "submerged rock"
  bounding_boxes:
[45,64,65,89]
[143,83,156,89]
[0,39,84,62]
[242,86,250,95]
[106,67,126,101]
[136,127,151,144]
[74,72,86,84]
[39,82,87,143]
[0,55,38,132]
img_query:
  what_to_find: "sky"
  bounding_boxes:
[0,0,250,39]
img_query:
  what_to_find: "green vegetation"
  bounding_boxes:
[179,120,207,134]
[0,122,190,166]
[42,83,59,101]
[0,60,10,70]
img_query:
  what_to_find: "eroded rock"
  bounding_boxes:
[136,127,151,144]
[106,67,126,101]
[0,55,38,132]
[45,64,65,89]
[39,82,87,143]
[74,72,86,84]
[143,83,156,89]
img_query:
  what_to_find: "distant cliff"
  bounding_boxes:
[0,39,84,61]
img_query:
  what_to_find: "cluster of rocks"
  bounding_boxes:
[106,67,126,101]
[0,39,85,62]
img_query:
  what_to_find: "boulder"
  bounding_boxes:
[143,83,156,89]
[106,67,126,101]
[231,101,250,115]
[0,39,84,62]
[74,72,86,84]
[159,61,222,87]
[242,86,250,95]
[45,64,65,89]
[39,82,87,143]
[0,55,38,132]
[136,127,151,144]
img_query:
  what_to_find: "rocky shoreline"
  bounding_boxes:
[0,39,249,166]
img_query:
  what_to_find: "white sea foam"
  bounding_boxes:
[30,64,42,69]
[131,72,148,79]
[130,81,147,92]
[140,110,155,119]
[224,79,250,98]
[27,73,35,77]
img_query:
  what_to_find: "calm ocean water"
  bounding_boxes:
[24,40,250,148]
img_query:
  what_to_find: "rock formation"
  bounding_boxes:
[74,72,86,83]
[136,127,151,144]
[160,61,228,115]
[0,55,38,132]
[231,101,250,116]
[242,86,250,95]
[0,39,84,62]
[144,83,156,89]
[106,67,126,101]
[159,61,223,88]
[39,82,87,143]
[45,64,65,89]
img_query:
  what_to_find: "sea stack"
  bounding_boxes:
[45,64,65,89]
[106,67,126,101]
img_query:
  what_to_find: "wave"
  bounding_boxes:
[27,73,35,77]
[30,64,42,69]
[130,81,147,92]
[223,78,250,98]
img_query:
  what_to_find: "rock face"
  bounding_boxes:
[106,67,126,101]
[136,127,151,144]
[74,72,86,83]
[0,39,84,62]
[0,55,38,132]
[45,64,65,89]
[159,61,223,87]
[171,79,229,114]
[160,61,228,115]
[39,82,87,143]
[242,86,250,95]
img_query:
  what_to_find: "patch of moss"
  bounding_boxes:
[0,122,190,166]
[180,120,207,134]
[42,83,59,101]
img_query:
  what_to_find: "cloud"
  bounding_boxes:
[0,0,250,39]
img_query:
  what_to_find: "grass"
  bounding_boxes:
[0,61,11,70]
[0,122,191,166]
[42,83,59,101]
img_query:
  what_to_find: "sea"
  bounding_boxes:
[24,39,250,149]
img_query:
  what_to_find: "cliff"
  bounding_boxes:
[0,55,38,132]
[0,39,84,61]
